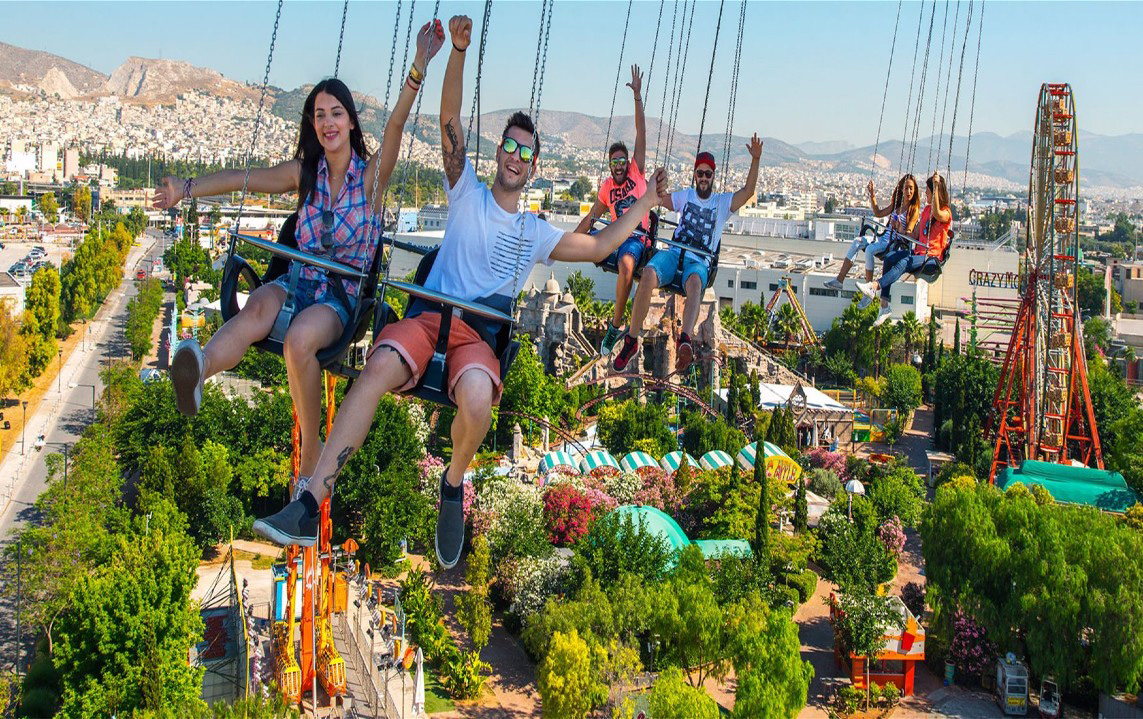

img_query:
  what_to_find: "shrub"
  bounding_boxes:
[877,516,906,557]
[543,484,600,546]
[901,581,926,618]
[439,649,491,700]
[573,511,672,588]
[807,468,843,499]
[948,609,996,679]
[509,554,572,621]
[19,686,59,718]
[803,447,850,482]
[832,684,863,716]
[602,471,643,504]
[475,478,551,562]
[791,568,818,604]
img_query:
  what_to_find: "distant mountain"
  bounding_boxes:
[0,41,105,97]
[103,57,260,103]
[796,140,856,155]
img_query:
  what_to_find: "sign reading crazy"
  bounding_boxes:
[969,269,1020,289]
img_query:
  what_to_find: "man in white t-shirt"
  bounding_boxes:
[613,136,763,375]
[255,15,666,569]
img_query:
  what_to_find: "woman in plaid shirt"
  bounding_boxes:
[153,20,445,478]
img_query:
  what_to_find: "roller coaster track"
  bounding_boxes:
[497,409,588,456]
[574,373,722,423]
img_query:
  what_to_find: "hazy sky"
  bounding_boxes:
[3,1,1141,146]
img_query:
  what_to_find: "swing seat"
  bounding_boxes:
[374,245,519,409]
[651,236,719,295]
[592,211,660,277]
[219,212,377,379]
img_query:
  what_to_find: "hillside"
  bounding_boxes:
[0,41,105,96]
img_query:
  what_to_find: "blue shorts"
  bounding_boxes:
[645,248,709,292]
[268,274,355,329]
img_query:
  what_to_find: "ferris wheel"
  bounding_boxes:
[988,83,1102,482]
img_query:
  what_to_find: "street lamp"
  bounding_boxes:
[845,479,865,521]
[20,400,28,456]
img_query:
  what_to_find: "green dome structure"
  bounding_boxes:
[608,505,752,561]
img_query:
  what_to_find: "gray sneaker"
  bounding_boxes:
[435,473,465,569]
[253,499,318,547]
[823,278,844,291]
[600,323,624,356]
[171,339,205,416]
[857,294,874,310]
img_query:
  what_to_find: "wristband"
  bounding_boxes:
[182,177,196,201]
[406,76,421,92]
[452,42,466,53]
[408,63,425,84]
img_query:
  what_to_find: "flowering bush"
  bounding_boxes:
[602,471,643,504]
[418,455,446,496]
[542,472,587,491]
[405,400,431,449]
[877,516,907,557]
[633,469,685,513]
[803,448,850,483]
[948,609,996,678]
[584,488,618,514]
[474,477,549,561]
[508,554,571,620]
[901,581,926,618]
[543,484,600,546]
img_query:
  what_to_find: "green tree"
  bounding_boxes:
[21,266,62,381]
[1076,265,1122,317]
[596,399,677,458]
[568,176,592,201]
[753,427,771,569]
[815,497,896,593]
[793,477,808,533]
[645,667,719,719]
[565,270,596,311]
[457,535,493,653]
[650,568,729,687]
[868,466,925,527]
[773,302,802,349]
[499,338,571,443]
[932,351,998,470]
[538,630,602,719]
[574,512,672,588]
[883,363,923,413]
[73,184,92,222]
[681,409,746,457]
[831,592,905,708]
[38,192,59,222]
[0,299,29,397]
[726,592,813,719]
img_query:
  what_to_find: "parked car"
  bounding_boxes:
[135,269,146,280]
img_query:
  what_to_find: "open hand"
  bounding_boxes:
[415,19,445,67]
[746,133,763,160]
[449,15,472,51]
[152,176,183,209]
[627,64,643,100]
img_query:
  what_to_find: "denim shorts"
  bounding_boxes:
[645,248,710,292]
[268,275,355,329]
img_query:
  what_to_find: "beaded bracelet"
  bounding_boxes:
[182,177,196,201]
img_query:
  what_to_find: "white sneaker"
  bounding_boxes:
[823,278,844,291]
[872,308,894,327]
[857,294,874,310]
[855,281,877,299]
[171,339,205,416]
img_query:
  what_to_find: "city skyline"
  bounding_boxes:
[2,1,1142,148]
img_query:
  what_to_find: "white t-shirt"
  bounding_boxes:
[669,188,734,255]
[425,158,564,302]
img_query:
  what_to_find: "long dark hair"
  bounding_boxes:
[891,173,921,232]
[294,78,369,209]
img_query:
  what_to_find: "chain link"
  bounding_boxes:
[599,0,635,181]
[466,0,494,173]
[694,0,725,155]
[898,1,927,171]
[665,0,697,168]
[870,0,903,182]
[721,0,746,186]
[333,0,350,77]
[532,0,555,127]
[653,0,679,166]
[961,0,985,191]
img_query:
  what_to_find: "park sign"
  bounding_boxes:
[735,441,803,485]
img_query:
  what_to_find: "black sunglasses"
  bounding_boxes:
[321,210,334,251]
[695,169,714,179]
[501,136,535,164]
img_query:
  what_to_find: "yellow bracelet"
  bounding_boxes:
[408,64,425,84]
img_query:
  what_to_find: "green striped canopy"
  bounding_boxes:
[735,441,803,484]
[538,451,579,475]
[660,451,700,473]
[699,450,734,470]
[620,451,659,472]
[579,450,620,474]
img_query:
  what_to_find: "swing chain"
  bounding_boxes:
[333,0,350,77]
[694,0,726,155]
[600,0,635,181]
[946,0,976,179]
[532,0,555,128]
[234,0,283,252]
[721,0,747,186]
[870,0,903,182]
[653,0,680,166]
[934,0,963,168]
[466,0,494,172]
[961,0,985,190]
[898,0,927,171]
[665,0,697,168]
[926,0,951,170]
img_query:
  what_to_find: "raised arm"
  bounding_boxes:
[930,173,952,224]
[868,180,893,218]
[440,15,471,187]
[629,65,646,172]
[151,161,299,210]
[365,20,444,213]
[730,133,763,212]
[551,168,667,263]
[573,197,607,234]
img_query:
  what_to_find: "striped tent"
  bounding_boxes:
[660,451,700,474]
[735,441,803,484]
[620,451,659,473]
[579,449,621,478]
[699,450,734,471]
[538,451,579,476]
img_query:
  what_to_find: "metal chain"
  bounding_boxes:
[653,0,680,166]
[599,0,635,182]
[898,0,927,171]
[528,0,549,115]
[960,0,985,191]
[532,0,555,128]
[374,0,418,229]
[645,0,666,118]
[908,0,938,171]
[665,0,697,167]
[382,0,405,115]
[694,0,725,156]
[375,0,413,283]
[466,0,494,173]
[926,0,950,170]
[934,0,962,168]
[333,0,350,77]
[871,0,904,181]
[721,0,747,187]
[233,0,283,253]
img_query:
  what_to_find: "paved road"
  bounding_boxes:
[0,228,165,669]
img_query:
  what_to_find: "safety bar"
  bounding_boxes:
[230,231,365,279]
[658,237,716,259]
[859,217,889,238]
[387,281,516,324]
[590,216,654,241]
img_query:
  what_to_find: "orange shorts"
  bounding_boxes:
[371,311,503,405]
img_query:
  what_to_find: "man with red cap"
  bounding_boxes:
[613,134,763,374]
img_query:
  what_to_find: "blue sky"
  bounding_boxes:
[4,1,1141,146]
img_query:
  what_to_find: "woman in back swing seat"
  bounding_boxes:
[151,20,446,478]
[824,174,920,307]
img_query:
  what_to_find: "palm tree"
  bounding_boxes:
[897,311,924,364]
[774,303,802,350]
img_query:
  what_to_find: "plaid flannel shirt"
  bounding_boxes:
[294,150,381,299]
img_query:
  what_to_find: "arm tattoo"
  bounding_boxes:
[320,445,356,497]
[443,120,465,184]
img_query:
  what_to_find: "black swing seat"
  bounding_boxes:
[219,212,377,379]
[373,244,519,409]
[591,211,660,277]
[859,215,952,284]
[653,235,720,296]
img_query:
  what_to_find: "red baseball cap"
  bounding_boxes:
[694,152,716,171]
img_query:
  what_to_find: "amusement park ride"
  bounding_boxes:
[764,276,821,350]
[986,84,1102,482]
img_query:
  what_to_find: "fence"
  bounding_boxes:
[335,572,416,718]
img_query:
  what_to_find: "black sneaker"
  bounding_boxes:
[435,474,465,569]
[253,499,318,547]
[613,335,639,372]
[676,333,694,374]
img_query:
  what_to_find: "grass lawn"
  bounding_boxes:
[419,672,455,714]
[234,548,278,570]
